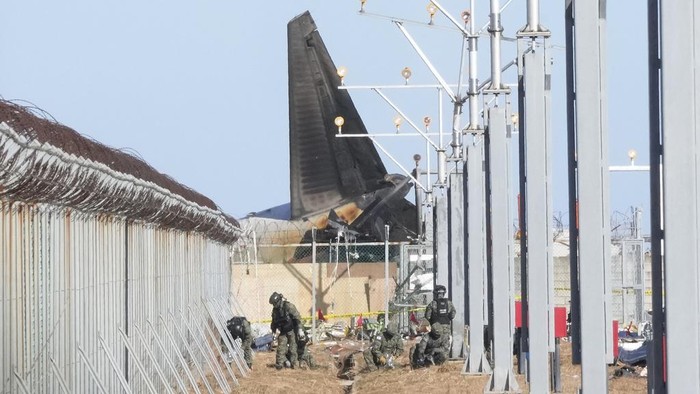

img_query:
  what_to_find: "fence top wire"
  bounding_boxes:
[0,99,240,243]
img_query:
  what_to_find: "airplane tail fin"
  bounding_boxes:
[287,11,388,220]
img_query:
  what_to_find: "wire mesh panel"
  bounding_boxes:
[231,241,402,334]
[610,239,645,326]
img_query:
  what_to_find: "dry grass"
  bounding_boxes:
[201,341,647,393]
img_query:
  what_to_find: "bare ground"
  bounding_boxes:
[202,341,647,393]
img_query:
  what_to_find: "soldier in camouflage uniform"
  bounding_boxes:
[424,284,456,338]
[363,323,404,371]
[288,329,317,369]
[410,322,450,368]
[226,316,253,369]
[269,292,304,369]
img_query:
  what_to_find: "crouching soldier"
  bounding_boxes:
[270,292,303,369]
[363,323,404,371]
[226,316,253,369]
[289,328,317,369]
[410,322,450,368]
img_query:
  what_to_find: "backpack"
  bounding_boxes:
[227,316,247,338]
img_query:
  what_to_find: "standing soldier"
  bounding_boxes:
[226,316,253,369]
[363,323,404,371]
[269,292,304,369]
[425,284,456,338]
[410,322,450,368]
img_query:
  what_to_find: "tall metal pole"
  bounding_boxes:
[572,0,610,391]
[485,107,519,393]
[384,225,390,321]
[466,0,480,133]
[646,0,665,392]
[660,1,700,391]
[563,0,582,366]
[487,0,504,91]
[311,228,317,344]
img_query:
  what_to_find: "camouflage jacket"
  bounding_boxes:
[424,298,456,325]
[416,332,450,355]
[370,331,404,358]
[271,301,301,334]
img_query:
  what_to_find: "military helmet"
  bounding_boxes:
[269,292,282,305]
[431,322,442,335]
[434,285,447,298]
[384,322,397,336]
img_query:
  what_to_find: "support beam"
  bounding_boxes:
[571,0,611,391]
[434,190,449,293]
[521,45,554,393]
[463,142,491,374]
[646,0,665,392]
[485,107,519,393]
[660,1,700,392]
[448,172,466,357]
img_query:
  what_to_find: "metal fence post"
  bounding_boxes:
[311,228,317,344]
[384,225,390,321]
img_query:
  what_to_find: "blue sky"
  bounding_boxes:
[0,1,650,231]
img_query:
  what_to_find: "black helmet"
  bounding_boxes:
[384,323,397,336]
[269,292,282,305]
[434,285,447,298]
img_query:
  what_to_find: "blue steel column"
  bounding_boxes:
[485,107,519,393]
[572,0,610,392]
[463,142,490,374]
[660,1,700,391]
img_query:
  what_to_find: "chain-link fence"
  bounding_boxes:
[233,234,654,343]
[231,242,403,328]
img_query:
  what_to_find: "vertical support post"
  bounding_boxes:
[571,0,610,391]
[433,190,449,292]
[413,167,424,240]
[448,172,466,357]
[564,0,582,366]
[311,228,317,344]
[646,0,665,392]
[485,107,519,393]
[551,338,562,393]
[384,225,390,321]
[660,1,700,392]
[521,44,554,393]
[463,142,491,374]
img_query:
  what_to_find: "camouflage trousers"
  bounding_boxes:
[241,335,253,368]
[276,331,297,367]
[433,323,452,338]
[409,345,447,368]
[362,349,381,371]
[298,346,316,368]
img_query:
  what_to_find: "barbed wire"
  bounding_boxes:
[0,100,240,244]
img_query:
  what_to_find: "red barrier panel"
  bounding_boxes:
[515,300,522,328]
[554,307,567,338]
